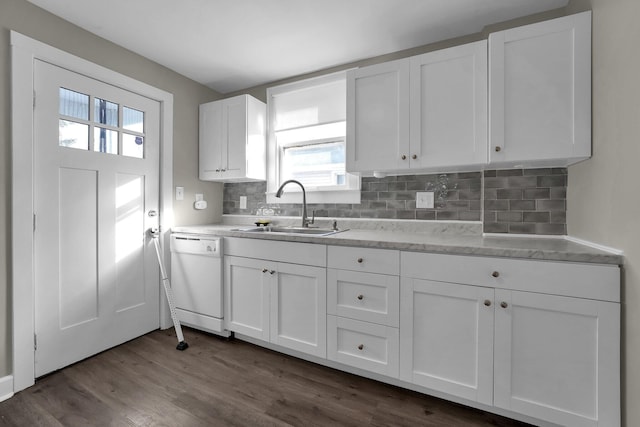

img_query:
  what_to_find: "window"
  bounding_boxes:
[266,71,360,204]
[58,87,145,158]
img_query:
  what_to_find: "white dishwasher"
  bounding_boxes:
[170,233,230,337]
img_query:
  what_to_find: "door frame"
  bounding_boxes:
[10,31,175,392]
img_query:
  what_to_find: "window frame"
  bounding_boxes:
[265,70,360,205]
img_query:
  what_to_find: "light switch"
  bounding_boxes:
[175,187,184,201]
[416,192,435,209]
[239,196,247,210]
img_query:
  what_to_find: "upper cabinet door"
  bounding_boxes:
[346,59,410,173]
[199,94,266,182]
[489,11,592,167]
[410,41,488,170]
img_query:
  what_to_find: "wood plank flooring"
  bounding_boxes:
[0,328,532,426]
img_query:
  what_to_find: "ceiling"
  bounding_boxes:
[28,0,569,94]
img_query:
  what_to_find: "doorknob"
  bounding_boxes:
[148,210,158,217]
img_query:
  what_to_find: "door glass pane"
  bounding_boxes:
[122,133,144,158]
[59,88,89,120]
[94,98,118,127]
[59,120,89,150]
[94,127,118,154]
[123,107,144,133]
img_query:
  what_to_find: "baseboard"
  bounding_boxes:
[0,375,14,402]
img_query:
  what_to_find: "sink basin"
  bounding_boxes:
[232,226,346,236]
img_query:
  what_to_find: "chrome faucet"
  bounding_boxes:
[275,179,313,228]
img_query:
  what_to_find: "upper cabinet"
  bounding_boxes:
[346,12,591,175]
[346,41,487,175]
[410,41,488,171]
[346,59,410,173]
[488,11,592,167]
[199,94,266,182]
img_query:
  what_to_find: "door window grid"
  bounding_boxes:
[58,87,145,158]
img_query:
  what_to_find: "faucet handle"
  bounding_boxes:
[310,210,315,225]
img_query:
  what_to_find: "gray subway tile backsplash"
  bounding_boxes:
[223,168,568,235]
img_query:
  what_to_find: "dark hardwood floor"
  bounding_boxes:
[0,328,533,426]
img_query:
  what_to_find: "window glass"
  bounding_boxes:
[93,127,118,154]
[122,133,144,158]
[281,141,345,187]
[59,120,89,150]
[59,88,89,120]
[123,107,144,133]
[94,98,118,127]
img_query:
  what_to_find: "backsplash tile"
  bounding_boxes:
[223,168,568,235]
[483,168,567,235]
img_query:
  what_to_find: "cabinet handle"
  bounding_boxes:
[357,257,363,263]
[401,154,407,160]
[357,344,364,351]
[484,299,491,307]
[262,268,268,273]
[215,169,220,172]
[357,294,364,300]
[494,146,502,152]
[500,301,508,309]
[491,271,500,278]
[412,154,417,160]
[221,169,226,172]
[269,270,276,275]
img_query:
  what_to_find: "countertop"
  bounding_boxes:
[171,217,623,265]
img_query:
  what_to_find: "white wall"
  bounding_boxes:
[566,0,640,425]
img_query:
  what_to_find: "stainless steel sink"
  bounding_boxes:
[231,226,346,236]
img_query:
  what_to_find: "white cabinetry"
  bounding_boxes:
[400,278,494,405]
[346,41,487,175]
[346,59,409,173]
[224,238,327,357]
[199,94,266,182]
[489,11,591,167]
[401,251,620,427]
[327,246,400,377]
[409,40,487,170]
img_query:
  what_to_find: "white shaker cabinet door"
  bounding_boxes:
[270,262,327,358]
[493,289,620,427]
[223,255,270,341]
[346,58,410,173]
[400,278,495,406]
[409,40,488,170]
[489,11,591,167]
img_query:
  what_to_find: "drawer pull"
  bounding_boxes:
[357,294,364,300]
[491,271,500,278]
[484,299,491,307]
[412,154,417,160]
[500,301,508,309]
[401,154,407,160]
[357,344,364,351]
[357,257,363,263]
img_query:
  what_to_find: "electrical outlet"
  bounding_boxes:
[416,191,435,209]
[239,196,247,210]
[175,186,184,201]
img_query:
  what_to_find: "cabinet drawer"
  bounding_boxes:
[401,251,620,302]
[328,269,399,327]
[225,237,326,267]
[328,246,399,275]
[327,315,399,378]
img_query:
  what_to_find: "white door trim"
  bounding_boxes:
[10,31,174,392]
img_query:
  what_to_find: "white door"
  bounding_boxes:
[33,60,161,376]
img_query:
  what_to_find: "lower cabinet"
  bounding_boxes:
[224,239,327,358]
[399,279,494,405]
[400,251,620,427]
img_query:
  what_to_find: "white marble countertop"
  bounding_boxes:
[171,217,623,265]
